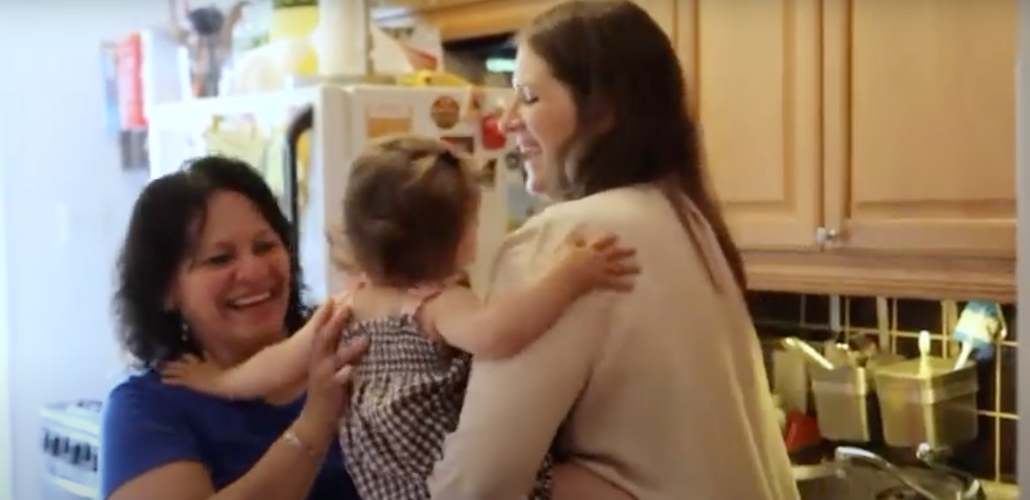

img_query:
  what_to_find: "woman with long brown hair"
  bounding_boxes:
[428,1,798,499]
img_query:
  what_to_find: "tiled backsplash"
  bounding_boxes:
[747,291,1018,484]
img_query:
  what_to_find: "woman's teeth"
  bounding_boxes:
[230,292,272,308]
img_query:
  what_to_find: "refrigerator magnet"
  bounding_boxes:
[441,135,475,155]
[364,103,413,140]
[430,96,461,130]
[480,111,507,150]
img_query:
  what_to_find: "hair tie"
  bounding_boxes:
[411,147,463,174]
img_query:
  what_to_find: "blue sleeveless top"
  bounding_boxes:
[99,371,360,500]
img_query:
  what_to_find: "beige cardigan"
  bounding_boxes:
[428,185,799,500]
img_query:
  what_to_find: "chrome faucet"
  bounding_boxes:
[834,446,943,500]
[915,443,985,500]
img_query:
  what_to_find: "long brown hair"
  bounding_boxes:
[521,0,746,291]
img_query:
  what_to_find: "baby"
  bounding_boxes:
[163,135,639,500]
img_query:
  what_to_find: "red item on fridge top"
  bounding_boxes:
[115,31,146,130]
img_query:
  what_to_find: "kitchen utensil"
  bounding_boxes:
[783,337,836,370]
[810,362,882,442]
[876,297,891,352]
[823,342,856,368]
[772,348,811,414]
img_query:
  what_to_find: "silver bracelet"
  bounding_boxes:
[283,429,318,458]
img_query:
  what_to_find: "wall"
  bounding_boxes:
[0,4,164,500]
[1016,0,1030,488]
[749,291,1018,484]
[0,91,12,499]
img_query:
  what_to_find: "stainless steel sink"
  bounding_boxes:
[794,462,975,500]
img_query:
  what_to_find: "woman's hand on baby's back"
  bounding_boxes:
[299,300,369,437]
[557,232,640,293]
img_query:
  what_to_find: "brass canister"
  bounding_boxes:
[811,365,881,443]
[873,357,979,448]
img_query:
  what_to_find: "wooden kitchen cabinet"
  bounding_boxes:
[376,0,557,40]
[823,0,1016,258]
[675,0,1017,301]
[675,0,822,252]
[378,0,1017,300]
[377,0,674,42]
[379,0,485,11]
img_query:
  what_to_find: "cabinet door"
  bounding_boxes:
[676,0,822,251]
[822,0,1016,258]
[631,0,675,39]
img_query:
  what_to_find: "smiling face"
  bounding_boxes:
[167,190,291,364]
[502,45,578,196]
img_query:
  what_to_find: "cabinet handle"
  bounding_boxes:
[815,227,840,245]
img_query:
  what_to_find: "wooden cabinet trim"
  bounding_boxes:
[375,0,557,41]
[745,250,1015,302]
[820,0,849,232]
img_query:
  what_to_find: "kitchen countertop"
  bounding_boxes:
[982,480,1018,500]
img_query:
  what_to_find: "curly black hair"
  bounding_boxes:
[113,155,309,369]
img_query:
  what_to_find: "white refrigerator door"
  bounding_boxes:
[338,85,518,294]
[300,85,351,303]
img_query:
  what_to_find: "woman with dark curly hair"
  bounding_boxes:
[99,155,366,500]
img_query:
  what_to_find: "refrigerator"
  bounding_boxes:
[147,84,544,302]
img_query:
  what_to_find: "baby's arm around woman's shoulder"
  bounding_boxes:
[162,301,342,400]
[425,218,637,358]
[423,272,584,358]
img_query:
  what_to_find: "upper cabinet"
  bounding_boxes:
[375,0,557,40]
[378,0,1017,301]
[823,0,1015,259]
[676,0,822,252]
[674,0,1017,301]
[375,0,674,41]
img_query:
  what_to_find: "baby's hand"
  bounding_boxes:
[162,354,233,398]
[558,232,640,293]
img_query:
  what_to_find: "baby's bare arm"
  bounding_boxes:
[217,330,313,398]
[427,270,584,359]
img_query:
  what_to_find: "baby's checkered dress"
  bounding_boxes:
[337,288,554,500]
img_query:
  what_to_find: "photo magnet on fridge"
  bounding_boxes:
[430,95,461,130]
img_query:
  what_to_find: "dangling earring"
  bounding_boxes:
[172,310,190,343]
